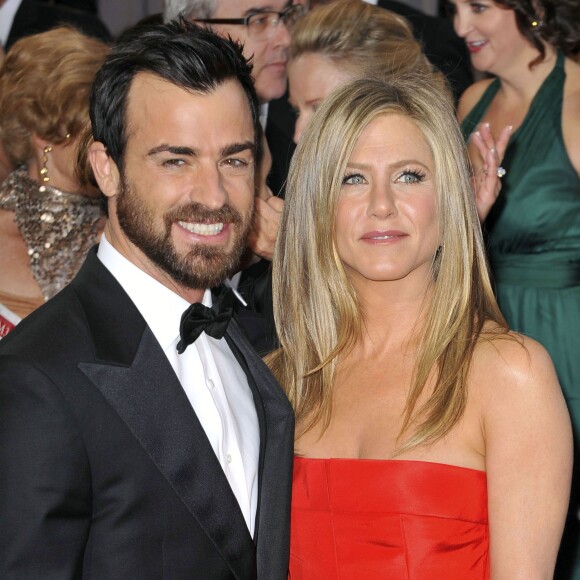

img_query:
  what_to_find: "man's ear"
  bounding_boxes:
[89,141,120,198]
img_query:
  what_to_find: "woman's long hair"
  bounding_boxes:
[266,75,507,452]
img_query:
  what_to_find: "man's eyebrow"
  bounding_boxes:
[222,141,256,158]
[146,145,198,157]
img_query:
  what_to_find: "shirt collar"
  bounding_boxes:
[97,233,212,352]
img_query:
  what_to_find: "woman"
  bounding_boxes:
[245,0,504,350]
[250,0,505,284]
[267,75,572,578]
[454,1,580,574]
[0,27,108,334]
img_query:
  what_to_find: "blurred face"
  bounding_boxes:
[211,0,292,103]
[288,52,355,143]
[107,74,256,293]
[335,114,439,289]
[450,0,525,74]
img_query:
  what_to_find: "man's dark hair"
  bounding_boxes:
[89,17,260,170]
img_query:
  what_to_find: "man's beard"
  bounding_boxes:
[116,177,252,290]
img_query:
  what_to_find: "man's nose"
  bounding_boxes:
[189,165,229,210]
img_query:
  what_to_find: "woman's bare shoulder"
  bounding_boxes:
[457,77,496,123]
[470,326,562,407]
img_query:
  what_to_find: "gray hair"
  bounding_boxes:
[163,0,217,22]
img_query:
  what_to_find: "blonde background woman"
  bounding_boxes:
[267,75,572,578]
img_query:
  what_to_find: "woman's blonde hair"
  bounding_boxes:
[267,75,507,452]
[290,0,448,95]
[0,27,109,166]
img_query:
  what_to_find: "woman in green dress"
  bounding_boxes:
[452,0,580,576]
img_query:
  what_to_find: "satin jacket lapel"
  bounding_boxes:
[225,320,294,580]
[71,249,256,579]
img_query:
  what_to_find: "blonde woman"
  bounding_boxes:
[267,76,572,578]
[248,0,505,324]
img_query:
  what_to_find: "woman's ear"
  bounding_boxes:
[89,141,120,199]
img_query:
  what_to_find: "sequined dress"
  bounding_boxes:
[0,167,103,320]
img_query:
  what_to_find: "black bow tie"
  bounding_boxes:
[176,288,235,354]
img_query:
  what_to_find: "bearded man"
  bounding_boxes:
[0,19,293,580]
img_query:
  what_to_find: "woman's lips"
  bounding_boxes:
[361,230,407,243]
[467,40,487,53]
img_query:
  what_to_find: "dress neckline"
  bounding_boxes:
[293,455,485,474]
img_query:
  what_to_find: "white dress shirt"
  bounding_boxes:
[0,0,22,47]
[97,235,259,536]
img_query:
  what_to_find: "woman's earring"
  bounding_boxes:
[39,145,52,193]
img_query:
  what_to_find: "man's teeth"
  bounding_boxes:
[179,221,224,235]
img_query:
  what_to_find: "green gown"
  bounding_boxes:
[462,51,580,579]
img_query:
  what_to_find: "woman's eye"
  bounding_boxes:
[397,170,425,184]
[342,173,365,185]
[470,2,487,13]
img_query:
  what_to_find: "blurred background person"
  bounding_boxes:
[289,0,449,143]
[0,27,108,335]
[268,74,572,578]
[309,0,473,103]
[455,2,580,576]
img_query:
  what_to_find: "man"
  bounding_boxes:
[0,19,293,579]
[0,0,111,50]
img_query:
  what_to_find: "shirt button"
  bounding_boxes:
[207,378,215,389]
[227,454,232,464]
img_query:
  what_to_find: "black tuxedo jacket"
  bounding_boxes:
[377,0,472,102]
[5,0,111,50]
[265,95,296,198]
[0,248,294,579]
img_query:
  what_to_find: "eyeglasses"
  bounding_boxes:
[196,4,305,41]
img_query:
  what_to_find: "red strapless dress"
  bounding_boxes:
[290,457,489,579]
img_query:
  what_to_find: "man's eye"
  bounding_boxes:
[162,159,185,167]
[342,173,365,185]
[223,158,249,168]
[248,12,273,29]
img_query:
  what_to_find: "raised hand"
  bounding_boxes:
[470,122,512,222]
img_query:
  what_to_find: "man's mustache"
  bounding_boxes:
[165,202,244,225]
